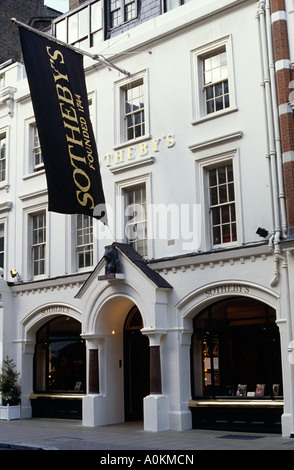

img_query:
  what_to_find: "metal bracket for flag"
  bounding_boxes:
[11,18,130,76]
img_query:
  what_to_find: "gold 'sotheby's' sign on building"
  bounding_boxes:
[18,26,106,220]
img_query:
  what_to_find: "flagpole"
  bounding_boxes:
[11,18,130,76]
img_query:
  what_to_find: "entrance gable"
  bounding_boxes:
[75,243,173,331]
[76,242,172,299]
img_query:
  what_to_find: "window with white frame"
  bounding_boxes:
[32,125,43,171]
[0,134,6,182]
[163,0,192,12]
[125,80,145,141]
[116,72,148,145]
[124,183,147,256]
[76,214,93,269]
[55,1,102,49]
[208,163,237,246]
[203,50,229,114]
[116,174,152,257]
[31,212,46,277]
[0,223,4,270]
[109,0,137,28]
[192,37,236,122]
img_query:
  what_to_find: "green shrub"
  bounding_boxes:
[0,356,21,406]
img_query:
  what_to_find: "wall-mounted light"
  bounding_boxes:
[10,269,21,281]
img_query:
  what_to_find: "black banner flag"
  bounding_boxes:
[18,25,106,221]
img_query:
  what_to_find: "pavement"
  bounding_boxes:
[0,418,293,456]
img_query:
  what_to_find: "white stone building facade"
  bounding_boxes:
[1,0,294,436]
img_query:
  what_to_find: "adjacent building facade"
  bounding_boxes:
[1,0,294,436]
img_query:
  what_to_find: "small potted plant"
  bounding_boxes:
[0,356,21,420]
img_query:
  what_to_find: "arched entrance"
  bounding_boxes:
[31,315,86,419]
[190,297,283,432]
[124,306,150,421]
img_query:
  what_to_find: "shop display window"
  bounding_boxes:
[34,316,86,394]
[191,297,283,399]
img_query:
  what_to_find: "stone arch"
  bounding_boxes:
[177,280,280,330]
[19,302,83,420]
[82,282,149,336]
[21,302,82,343]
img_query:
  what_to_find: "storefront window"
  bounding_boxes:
[191,298,282,399]
[34,316,86,394]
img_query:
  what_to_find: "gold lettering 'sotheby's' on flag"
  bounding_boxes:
[18,25,107,222]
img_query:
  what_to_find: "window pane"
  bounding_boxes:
[164,0,180,11]
[125,0,136,21]
[214,83,223,97]
[124,184,147,256]
[212,207,220,225]
[218,166,226,184]
[68,13,78,43]
[209,165,236,246]
[76,214,93,268]
[206,85,213,99]
[0,135,6,182]
[210,187,218,205]
[32,213,46,276]
[215,96,224,111]
[55,19,67,41]
[79,8,88,39]
[125,81,145,141]
[222,206,230,224]
[91,1,102,32]
[213,226,221,245]
[203,51,229,115]
[0,224,4,269]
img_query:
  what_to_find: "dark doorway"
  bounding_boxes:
[124,306,150,421]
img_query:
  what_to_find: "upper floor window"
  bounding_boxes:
[124,183,147,256]
[0,223,4,270]
[32,125,44,171]
[125,80,145,141]
[115,71,149,145]
[0,134,6,182]
[204,51,229,114]
[208,163,236,246]
[110,0,137,28]
[192,36,236,123]
[54,0,102,49]
[76,214,93,269]
[163,0,192,12]
[31,212,46,277]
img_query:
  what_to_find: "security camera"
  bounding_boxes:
[256,227,269,238]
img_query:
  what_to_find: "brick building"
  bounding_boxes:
[0,0,62,64]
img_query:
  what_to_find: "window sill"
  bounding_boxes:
[212,241,238,250]
[23,169,46,181]
[0,182,9,192]
[192,106,238,126]
[113,134,152,151]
